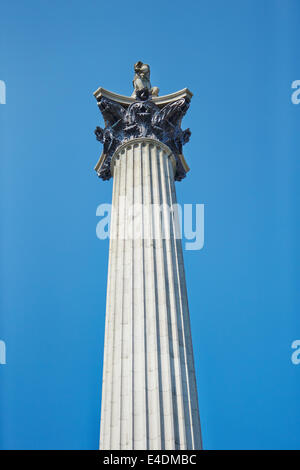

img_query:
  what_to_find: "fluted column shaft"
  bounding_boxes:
[100,138,202,450]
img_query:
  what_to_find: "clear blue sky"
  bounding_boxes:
[0,0,299,450]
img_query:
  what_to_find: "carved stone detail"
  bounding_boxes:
[94,90,191,181]
[131,61,159,99]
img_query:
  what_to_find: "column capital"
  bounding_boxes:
[93,66,192,182]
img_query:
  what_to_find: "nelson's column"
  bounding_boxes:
[93,62,202,450]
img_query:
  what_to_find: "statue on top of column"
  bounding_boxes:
[131,61,159,99]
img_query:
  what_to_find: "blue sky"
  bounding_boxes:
[0,0,299,449]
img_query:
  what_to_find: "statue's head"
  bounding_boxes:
[134,61,144,72]
[134,61,150,78]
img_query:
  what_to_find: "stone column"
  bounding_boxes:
[99,138,202,450]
